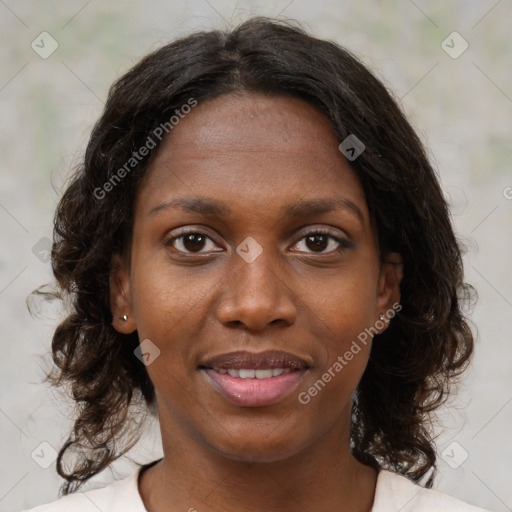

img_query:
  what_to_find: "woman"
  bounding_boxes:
[25,17,489,511]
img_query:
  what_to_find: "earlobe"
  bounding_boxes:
[110,255,137,334]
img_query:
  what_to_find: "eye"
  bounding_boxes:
[291,229,350,254]
[165,227,350,256]
[165,229,221,254]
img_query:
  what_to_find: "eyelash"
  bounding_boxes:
[164,227,350,255]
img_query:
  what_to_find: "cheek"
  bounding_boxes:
[317,258,380,340]
[298,289,374,418]
[129,245,214,336]
[318,301,373,396]
[305,255,379,390]
[128,250,223,390]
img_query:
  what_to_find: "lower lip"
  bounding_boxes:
[202,369,305,407]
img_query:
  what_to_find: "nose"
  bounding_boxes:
[216,246,297,331]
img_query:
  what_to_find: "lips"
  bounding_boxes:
[200,350,309,371]
[199,350,309,407]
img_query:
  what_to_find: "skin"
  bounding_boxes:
[111,92,402,512]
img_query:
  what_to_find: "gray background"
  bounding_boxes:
[1,1,511,511]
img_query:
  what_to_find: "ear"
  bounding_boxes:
[110,254,137,334]
[375,252,403,333]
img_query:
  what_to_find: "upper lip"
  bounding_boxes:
[199,350,309,370]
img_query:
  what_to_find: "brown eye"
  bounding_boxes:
[181,233,207,252]
[291,230,350,254]
[304,234,330,252]
[165,232,220,254]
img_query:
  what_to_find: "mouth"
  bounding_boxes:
[199,350,310,407]
[212,367,296,379]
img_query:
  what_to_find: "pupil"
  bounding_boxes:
[306,234,327,251]
[184,233,205,251]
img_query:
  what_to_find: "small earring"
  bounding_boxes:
[120,315,128,321]
[379,314,386,322]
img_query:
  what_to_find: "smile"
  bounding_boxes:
[213,368,294,379]
[199,349,310,407]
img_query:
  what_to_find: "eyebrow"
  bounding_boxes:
[148,196,365,224]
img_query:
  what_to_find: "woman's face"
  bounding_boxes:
[112,92,401,462]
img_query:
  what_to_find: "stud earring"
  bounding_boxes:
[120,315,128,321]
[379,313,386,322]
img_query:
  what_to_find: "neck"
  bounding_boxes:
[139,410,377,512]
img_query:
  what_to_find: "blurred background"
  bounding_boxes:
[1,1,511,511]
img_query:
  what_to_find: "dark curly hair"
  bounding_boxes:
[31,16,475,496]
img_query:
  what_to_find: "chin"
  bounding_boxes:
[202,424,311,464]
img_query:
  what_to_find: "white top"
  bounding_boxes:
[22,467,490,512]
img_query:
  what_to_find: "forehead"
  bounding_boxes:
[136,92,369,224]
[157,92,341,159]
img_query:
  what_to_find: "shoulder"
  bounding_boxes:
[21,469,146,512]
[373,470,490,512]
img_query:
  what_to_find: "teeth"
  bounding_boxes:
[215,368,293,379]
[255,369,273,379]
